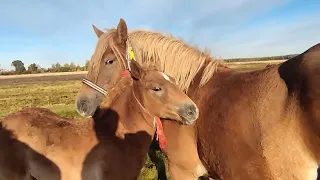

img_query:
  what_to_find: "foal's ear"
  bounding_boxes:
[92,25,104,38]
[130,60,144,80]
[117,18,128,44]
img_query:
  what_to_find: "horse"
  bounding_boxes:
[1,36,199,180]
[0,122,61,180]
[76,18,320,179]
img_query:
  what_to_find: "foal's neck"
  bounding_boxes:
[94,84,155,147]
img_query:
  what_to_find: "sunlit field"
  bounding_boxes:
[0,61,282,179]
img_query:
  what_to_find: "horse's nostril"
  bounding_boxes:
[187,109,195,116]
[178,103,199,122]
[186,105,197,117]
[81,103,89,113]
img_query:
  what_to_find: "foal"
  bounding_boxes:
[82,60,199,179]
[2,60,198,180]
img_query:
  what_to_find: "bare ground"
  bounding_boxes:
[0,71,87,85]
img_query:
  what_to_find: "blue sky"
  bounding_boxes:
[0,0,319,70]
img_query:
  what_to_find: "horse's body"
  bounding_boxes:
[190,59,319,179]
[76,19,320,179]
[139,43,320,179]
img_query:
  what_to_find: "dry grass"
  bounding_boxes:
[0,71,87,79]
[226,60,283,71]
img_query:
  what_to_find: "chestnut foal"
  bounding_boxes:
[1,60,198,180]
[81,59,199,179]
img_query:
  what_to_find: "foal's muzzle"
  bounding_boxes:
[178,103,199,124]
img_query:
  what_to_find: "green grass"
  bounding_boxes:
[0,80,84,119]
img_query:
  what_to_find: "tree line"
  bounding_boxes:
[0,60,90,75]
[223,54,298,62]
[1,54,298,75]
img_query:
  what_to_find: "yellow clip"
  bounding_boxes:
[128,46,136,61]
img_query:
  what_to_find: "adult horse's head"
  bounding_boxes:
[76,18,128,117]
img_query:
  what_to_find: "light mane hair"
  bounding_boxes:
[128,30,222,92]
[99,27,223,92]
[88,29,126,82]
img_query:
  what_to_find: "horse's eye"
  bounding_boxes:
[152,87,162,91]
[105,60,114,65]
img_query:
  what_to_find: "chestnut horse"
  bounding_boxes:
[77,18,320,179]
[1,35,199,180]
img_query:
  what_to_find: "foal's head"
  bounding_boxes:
[131,61,199,124]
[101,60,199,125]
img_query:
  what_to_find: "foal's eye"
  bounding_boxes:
[152,87,162,91]
[105,60,114,65]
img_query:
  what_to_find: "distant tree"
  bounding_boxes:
[69,62,77,71]
[27,63,38,72]
[11,60,26,74]
[36,64,41,70]
[62,63,71,72]
[84,60,90,70]
[51,63,62,72]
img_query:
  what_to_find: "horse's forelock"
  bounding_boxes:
[88,29,125,82]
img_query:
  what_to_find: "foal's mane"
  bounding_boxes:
[128,30,223,92]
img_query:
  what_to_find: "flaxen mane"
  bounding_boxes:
[128,30,223,92]
[88,29,126,82]
[96,28,223,92]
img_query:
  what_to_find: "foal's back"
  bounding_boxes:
[0,121,61,180]
[2,107,97,180]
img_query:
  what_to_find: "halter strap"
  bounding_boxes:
[132,90,155,128]
[83,39,134,96]
[82,78,108,96]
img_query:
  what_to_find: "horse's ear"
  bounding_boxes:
[130,60,144,80]
[92,25,103,38]
[116,18,128,44]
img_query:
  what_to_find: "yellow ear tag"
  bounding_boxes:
[128,46,136,61]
